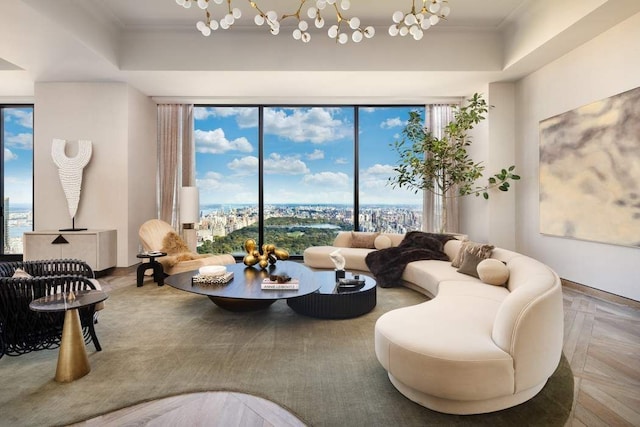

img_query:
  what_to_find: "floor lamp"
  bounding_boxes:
[180,186,199,252]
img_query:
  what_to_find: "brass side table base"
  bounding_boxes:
[55,309,90,383]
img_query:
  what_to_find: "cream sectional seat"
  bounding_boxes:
[303,232,564,415]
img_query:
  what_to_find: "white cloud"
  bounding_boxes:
[360,164,396,189]
[264,107,351,144]
[197,172,255,204]
[227,156,258,175]
[361,107,377,113]
[194,107,258,128]
[197,171,225,189]
[5,109,33,129]
[4,148,17,161]
[335,157,349,165]
[5,132,32,150]
[195,128,253,154]
[303,171,349,187]
[264,153,309,175]
[306,149,324,160]
[381,117,406,129]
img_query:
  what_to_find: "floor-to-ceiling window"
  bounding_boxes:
[358,106,423,234]
[194,105,424,257]
[1,105,33,256]
[193,107,259,256]
[263,107,355,255]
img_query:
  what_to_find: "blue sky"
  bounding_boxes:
[194,106,423,206]
[3,107,33,206]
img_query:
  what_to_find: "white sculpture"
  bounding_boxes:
[329,248,346,271]
[51,139,92,229]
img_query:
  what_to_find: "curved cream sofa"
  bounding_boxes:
[303,231,564,415]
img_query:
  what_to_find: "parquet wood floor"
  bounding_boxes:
[82,269,640,426]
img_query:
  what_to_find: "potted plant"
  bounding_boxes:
[389,93,520,232]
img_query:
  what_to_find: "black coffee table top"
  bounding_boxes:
[164,261,321,301]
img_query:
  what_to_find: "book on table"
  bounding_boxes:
[261,278,299,290]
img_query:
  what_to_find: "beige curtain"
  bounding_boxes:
[423,104,458,233]
[157,104,194,229]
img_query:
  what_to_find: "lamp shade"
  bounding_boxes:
[180,186,200,225]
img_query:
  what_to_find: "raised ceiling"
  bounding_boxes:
[0,0,638,101]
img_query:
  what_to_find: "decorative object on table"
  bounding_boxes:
[242,239,289,269]
[180,186,199,252]
[388,93,520,232]
[192,272,234,285]
[329,248,346,281]
[539,86,640,248]
[192,265,234,285]
[51,138,92,231]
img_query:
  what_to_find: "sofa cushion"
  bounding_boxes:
[303,246,374,271]
[375,297,514,401]
[451,241,494,268]
[457,251,486,278]
[477,259,510,286]
[374,235,392,250]
[350,232,379,248]
[402,260,479,296]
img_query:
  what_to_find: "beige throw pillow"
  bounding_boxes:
[350,232,379,249]
[477,258,510,286]
[374,235,392,250]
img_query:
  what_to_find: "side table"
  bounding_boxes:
[287,271,376,319]
[29,290,108,383]
[136,252,167,287]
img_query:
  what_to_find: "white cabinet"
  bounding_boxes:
[23,229,117,272]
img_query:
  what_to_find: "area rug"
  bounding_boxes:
[0,282,574,426]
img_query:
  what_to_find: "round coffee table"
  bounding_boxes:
[164,261,321,312]
[287,270,376,319]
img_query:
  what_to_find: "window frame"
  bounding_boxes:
[0,104,35,260]
[194,103,425,258]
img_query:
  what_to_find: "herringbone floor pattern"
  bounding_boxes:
[92,269,640,426]
[562,287,640,426]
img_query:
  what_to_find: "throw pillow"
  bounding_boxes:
[350,232,379,249]
[456,251,485,278]
[374,235,392,250]
[477,258,510,286]
[161,231,191,255]
[450,239,469,268]
[451,241,494,268]
[12,268,32,279]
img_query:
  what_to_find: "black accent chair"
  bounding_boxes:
[0,259,103,359]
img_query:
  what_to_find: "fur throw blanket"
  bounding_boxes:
[365,231,455,288]
[160,231,209,268]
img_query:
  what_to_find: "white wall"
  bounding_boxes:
[515,12,640,301]
[459,83,517,251]
[33,82,157,267]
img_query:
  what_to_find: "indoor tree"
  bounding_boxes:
[389,93,520,232]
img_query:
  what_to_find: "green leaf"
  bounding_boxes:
[483,192,489,199]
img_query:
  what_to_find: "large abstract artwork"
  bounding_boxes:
[539,87,640,248]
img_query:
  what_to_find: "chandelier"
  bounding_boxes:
[175,0,450,44]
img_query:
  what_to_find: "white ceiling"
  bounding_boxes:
[1,0,639,101]
[87,0,525,29]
